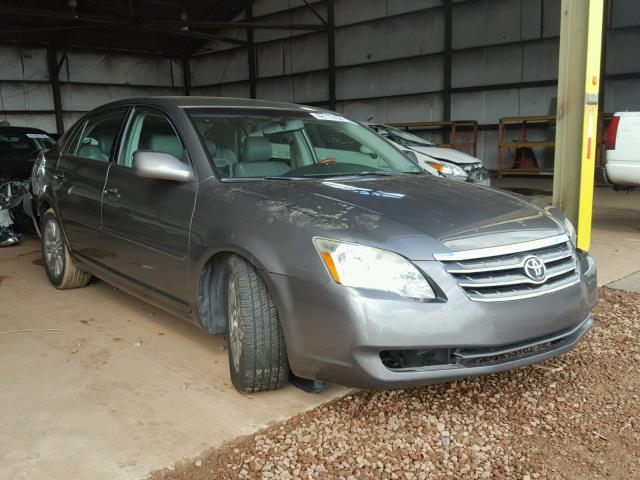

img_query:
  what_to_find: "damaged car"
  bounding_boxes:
[0,125,56,244]
[0,125,56,180]
[368,123,490,185]
[33,97,597,392]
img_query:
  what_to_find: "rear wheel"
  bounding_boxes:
[225,255,289,392]
[41,208,91,289]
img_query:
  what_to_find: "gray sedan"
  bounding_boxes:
[34,97,597,392]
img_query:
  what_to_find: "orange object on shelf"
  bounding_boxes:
[496,115,556,177]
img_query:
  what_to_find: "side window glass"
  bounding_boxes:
[77,109,127,162]
[62,121,86,156]
[119,109,184,168]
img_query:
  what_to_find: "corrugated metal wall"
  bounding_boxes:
[1,0,639,169]
[0,47,183,133]
[190,0,640,169]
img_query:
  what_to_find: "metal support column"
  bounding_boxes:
[47,46,64,135]
[576,0,605,250]
[326,0,336,110]
[442,0,452,123]
[246,0,257,99]
[182,55,191,96]
[552,0,604,251]
[597,0,609,110]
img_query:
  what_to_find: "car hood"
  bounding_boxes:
[407,145,482,165]
[232,175,565,259]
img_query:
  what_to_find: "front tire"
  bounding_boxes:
[41,208,91,289]
[225,255,289,392]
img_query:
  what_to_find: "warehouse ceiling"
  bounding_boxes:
[0,0,248,56]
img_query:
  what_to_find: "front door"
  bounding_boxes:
[54,107,128,257]
[100,106,197,303]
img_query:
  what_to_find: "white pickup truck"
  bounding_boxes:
[604,112,640,190]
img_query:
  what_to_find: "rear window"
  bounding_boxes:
[0,132,54,156]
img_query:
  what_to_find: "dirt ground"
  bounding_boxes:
[151,288,640,480]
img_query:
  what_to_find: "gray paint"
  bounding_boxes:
[36,96,598,388]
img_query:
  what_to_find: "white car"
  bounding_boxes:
[369,124,490,186]
[605,112,640,189]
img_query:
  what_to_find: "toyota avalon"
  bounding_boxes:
[33,97,597,392]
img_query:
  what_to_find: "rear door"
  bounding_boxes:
[54,107,129,257]
[100,106,197,302]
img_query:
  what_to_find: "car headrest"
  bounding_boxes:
[242,137,272,163]
[204,139,217,156]
[149,135,183,159]
[100,134,114,155]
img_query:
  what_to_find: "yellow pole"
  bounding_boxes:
[576,0,604,251]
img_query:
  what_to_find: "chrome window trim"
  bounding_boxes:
[433,234,569,262]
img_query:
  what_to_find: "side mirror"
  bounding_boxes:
[132,151,194,183]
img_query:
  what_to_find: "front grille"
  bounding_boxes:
[380,316,591,372]
[434,234,580,302]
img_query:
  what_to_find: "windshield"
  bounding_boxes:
[373,125,435,148]
[187,109,422,179]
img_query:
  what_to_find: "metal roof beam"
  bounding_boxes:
[145,20,326,31]
[0,5,248,46]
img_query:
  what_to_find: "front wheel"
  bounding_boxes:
[225,255,289,392]
[41,208,91,289]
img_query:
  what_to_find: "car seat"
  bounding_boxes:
[149,135,184,159]
[231,137,289,177]
[205,139,237,171]
[77,139,108,161]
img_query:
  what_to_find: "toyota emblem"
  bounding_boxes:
[523,256,547,283]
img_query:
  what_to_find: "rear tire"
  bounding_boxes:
[225,255,289,392]
[41,208,91,289]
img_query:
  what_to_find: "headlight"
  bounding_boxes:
[314,238,436,299]
[427,161,466,178]
[561,216,577,247]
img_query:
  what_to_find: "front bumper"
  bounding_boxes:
[267,251,597,389]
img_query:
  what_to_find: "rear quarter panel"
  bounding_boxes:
[605,112,640,186]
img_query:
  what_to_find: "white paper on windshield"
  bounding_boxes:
[26,133,52,139]
[309,112,354,123]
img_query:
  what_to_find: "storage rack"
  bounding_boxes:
[496,115,556,177]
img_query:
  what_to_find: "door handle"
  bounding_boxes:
[104,187,120,200]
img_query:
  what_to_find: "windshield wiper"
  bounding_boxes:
[354,171,399,176]
[222,176,306,182]
[264,176,306,180]
[300,171,398,178]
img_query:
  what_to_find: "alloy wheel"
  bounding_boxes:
[44,218,64,278]
[228,277,243,372]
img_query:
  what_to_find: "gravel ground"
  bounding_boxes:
[152,288,640,480]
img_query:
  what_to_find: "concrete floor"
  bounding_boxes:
[1,179,638,480]
[0,244,346,480]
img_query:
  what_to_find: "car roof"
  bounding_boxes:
[101,96,322,112]
[0,126,50,134]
